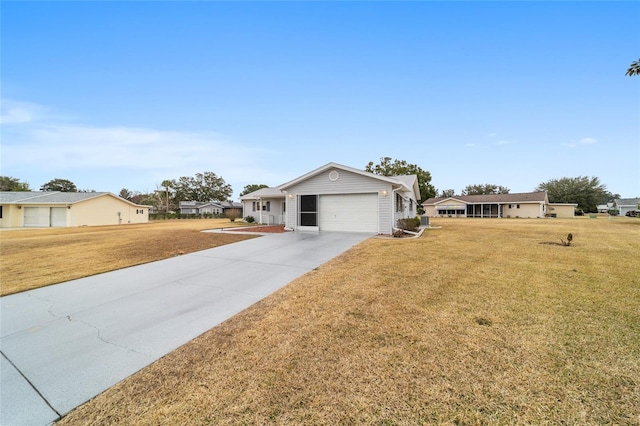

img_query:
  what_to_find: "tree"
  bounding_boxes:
[161,180,175,213]
[0,176,30,191]
[40,178,77,192]
[535,176,609,213]
[173,172,232,203]
[626,58,640,76]
[119,188,133,200]
[439,189,455,198]
[365,157,436,201]
[461,184,510,196]
[240,184,269,197]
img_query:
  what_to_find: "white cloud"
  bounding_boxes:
[0,99,286,196]
[0,99,44,124]
[562,137,598,148]
[495,140,511,146]
[578,137,598,145]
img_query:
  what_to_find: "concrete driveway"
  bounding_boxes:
[0,231,372,426]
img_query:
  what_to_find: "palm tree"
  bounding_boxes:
[625,58,640,76]
[161,180,174,213]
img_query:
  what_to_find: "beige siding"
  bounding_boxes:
[71,196,148,226]
[503,202,543,218]
[0,205,25,228]
[423,205,438,216]
[548,204,575,218]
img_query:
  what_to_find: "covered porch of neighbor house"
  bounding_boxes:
[435,203,501,218]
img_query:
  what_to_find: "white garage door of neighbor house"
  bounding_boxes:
[24,207,50,227]
[50,207,67,227]
[319,193,378,232]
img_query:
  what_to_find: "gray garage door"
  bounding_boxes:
[319,193,378,232]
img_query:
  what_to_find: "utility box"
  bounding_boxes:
[420,215,429,226]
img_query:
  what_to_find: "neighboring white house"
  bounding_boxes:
[422,192,576,218]
[614,198,640,216]
[597,202,615,213]
[0,192,150,228]
[277,162,419,234]
[179,201,225,215]
[240,187,287,225]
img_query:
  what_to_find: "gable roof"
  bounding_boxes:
[393,175,420,199]
[239,187,285,200]
[278,162,419,199]
[423,192,548,205]
[614,198,640,206]
[0,191,149,207]
[278,162,398,189]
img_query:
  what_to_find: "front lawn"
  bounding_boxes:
[57,218,640,424]
[0,219,255,296]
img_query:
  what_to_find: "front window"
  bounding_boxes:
[396,194,404,212]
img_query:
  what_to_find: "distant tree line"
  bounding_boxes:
[2,168,625,214]
[437,176,620,213]
[0,176,95,192]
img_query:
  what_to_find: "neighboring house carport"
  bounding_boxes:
[0,192,150,228]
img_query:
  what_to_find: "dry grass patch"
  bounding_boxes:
[0,219,255,296]
[58,218,640,424]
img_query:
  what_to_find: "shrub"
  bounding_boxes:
[245,216,255,223]
[225,210,241,222]
[397,217,420,232]
[393,229,406,238]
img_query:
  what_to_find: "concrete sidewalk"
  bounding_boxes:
[0,231,372,426]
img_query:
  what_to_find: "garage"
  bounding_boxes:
[24,207,50,227]
[50,207,67,227]
[23,207,67,227]
[279,163,420,235]
[319,193,378,232]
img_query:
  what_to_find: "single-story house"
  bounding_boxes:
[422,192,577,218]
[240,187,287,225]
[179,201,225,215]
[179,201,243,216]
[275,162,419,233]
[597,202,615,213]
[0,192,150,228]
[220,201,243,217]
[614,198,640,216]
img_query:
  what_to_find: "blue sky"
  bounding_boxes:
[2,1,639,199]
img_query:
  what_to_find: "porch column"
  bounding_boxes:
[258,198,263,224]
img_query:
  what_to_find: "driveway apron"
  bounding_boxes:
[0,231,372,426]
